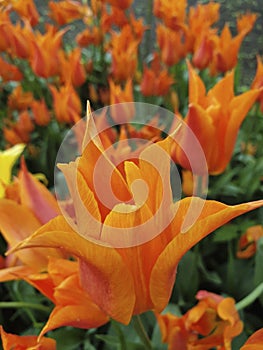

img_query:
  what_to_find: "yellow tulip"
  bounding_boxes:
[0,144,25,198]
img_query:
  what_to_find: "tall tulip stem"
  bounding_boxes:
[236,282,263,311]
[133,315,153,349]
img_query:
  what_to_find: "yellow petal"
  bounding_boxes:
[0,144,25,197]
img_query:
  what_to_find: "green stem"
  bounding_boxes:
[133,315,153,350]
[236,282,263,311]
[0,302,50,313]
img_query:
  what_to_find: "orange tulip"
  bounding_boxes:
[173,62,259,175]
[0,56,23,82]
[7,85,34,111]
[110,25,140,81]
[31,99,51,126]
[192,31,216,70]
[186,2,220,53]
[48,0,90,25]
[153,0,187,31]
[0,16,32,58]
[140,54,174,97]
[49,82,82,124]
[209,24,248,75]
[59,48,86,87]
[157,290,243,350]
[251,55,263,113]
[4,110,34,145]
[10,0,39,26]
[237,225,263,259]
[237,13,258,35]
[76,26,103,47]
[109,79,135,123]
[240,328,263,349]
[101,6,128,31]
[156,24,187,66]
[13,106,263,325]
[30,25,67,78]
[0,326,56,350]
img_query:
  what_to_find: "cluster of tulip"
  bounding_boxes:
[0,0,263,349]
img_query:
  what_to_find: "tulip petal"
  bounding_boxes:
[150,198,263,311]
[0,265,35,283]
[0,199,63,269]
[0,326,56,350]
[208,70,234,106]
[19,158,60,224]
[39,274,109,337]
[0,143,25,198]
[187,61,207,105]
[240,328,263,350]
[12,215,136,324]
[58,161,102,240]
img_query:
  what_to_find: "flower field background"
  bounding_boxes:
[0,0,263,349]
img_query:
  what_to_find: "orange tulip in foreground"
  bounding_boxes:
[12,105,263,326]
[157,290,243,350]
[173,62,259,175]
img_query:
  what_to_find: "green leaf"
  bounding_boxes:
[213,224,239,242]
[96,334,120,346]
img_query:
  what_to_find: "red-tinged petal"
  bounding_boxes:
[20,158,60,224]
[150,198,263,312]
[0,326,56,350]
[26,273,55,302]
[0,199,40,244]
[12,215,136,324]
[39,274,109,337]
[0,199,63,269]
[241,328,263,350]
